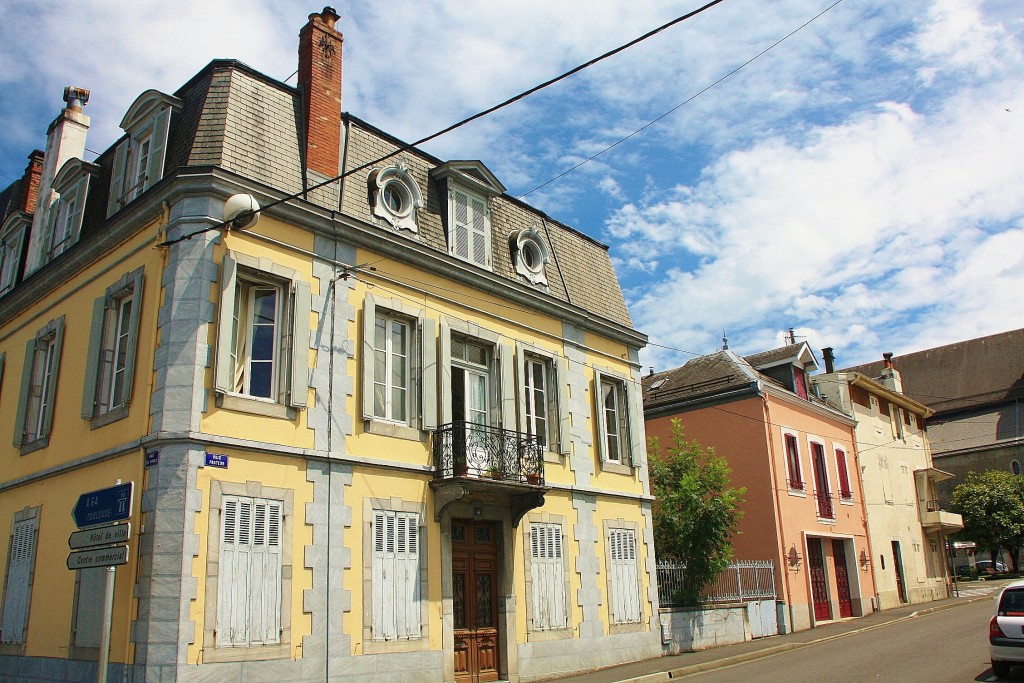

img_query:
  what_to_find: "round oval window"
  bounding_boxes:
[381,182,406,214]
[522,241,541,271]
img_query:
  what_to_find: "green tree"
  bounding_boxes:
[649,420,746,605]
[950,470,1024,573]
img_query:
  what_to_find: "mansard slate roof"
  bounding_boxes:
[843,328,1024,415]
[164,60,634,328]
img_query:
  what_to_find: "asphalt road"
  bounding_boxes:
[680,597,1012,682]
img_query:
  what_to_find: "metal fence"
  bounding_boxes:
[657,559,776,608]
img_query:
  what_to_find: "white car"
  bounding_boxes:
[990,580,1024,678]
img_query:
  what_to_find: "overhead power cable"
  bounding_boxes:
[158,0,728,247]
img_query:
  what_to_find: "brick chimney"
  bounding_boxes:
[298,7,343,179]
[20,151,44,213]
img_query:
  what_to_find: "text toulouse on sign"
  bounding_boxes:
[72,481,133,528]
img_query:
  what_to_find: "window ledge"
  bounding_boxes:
[364,419,424,442]
[609,622,645,634]
[361,637,428,654]
[217,392,295,419]
[203,643,289,663]
[90,405,130,429]
[786,488,807,498]
[20,437,50,456]
[599,460,632,476]
[527,626,573,641]
[543,450,563,465]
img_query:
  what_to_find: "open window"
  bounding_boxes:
[0,212,29,296]
[516,342,570,459]
[14,316,64,452]
[782,429,804,492]
[593,368,642,474]
[215,253,311,417]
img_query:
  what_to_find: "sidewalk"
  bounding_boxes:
[546,582,1008,683]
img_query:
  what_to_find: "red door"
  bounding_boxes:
[832,540,853,618]
[808,539,832,621]
[453,520,500,683]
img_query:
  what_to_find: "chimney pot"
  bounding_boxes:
[822,347,835,374]
[882,352,893,369]
[63,86,90,112]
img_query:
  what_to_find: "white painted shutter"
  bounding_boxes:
[289,280,311,408]
[214,255,237,394]
[1,516,37,644]
[249,500,282,645]
[145,107,171,191]
[499,343,515,430]
[218,496,250,646]
[592,369,608,461]
[420,317,438,431]
[470,196,489,266]
[439,320,452,426]
[530,524,566,630]
[73,567,105,647]
[609,529,641,624]
[372,511,421,641]
[451,189,470,260]
[556,358,571,455]
[360,296,377,420]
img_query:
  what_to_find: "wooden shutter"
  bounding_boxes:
[214,255,237,394]
[372,511,421,641]
[836,449,852,498]
[145,107,171,192]
[625,378,641,467]
[218,496,251,646]
[451,189,470,260]
[107,139,129,217]
[420,316,437,431]
[13,337,36,447]
[119,269,145,407]
[439,320,452,426]
[72,567,105,647]
[592,369,607,462]
[1,516,37,644]
[499,342,516,430]
[556,358,571,455]
[289,280,311,408]
[249,499,282,645]
[81,295,107,418]
[360,296,377,420]
[530,524,566,630]
[609,528,641,624]
[39,317,64,439]
[469,196,488,266]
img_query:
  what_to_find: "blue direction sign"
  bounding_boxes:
[72,482,134,529]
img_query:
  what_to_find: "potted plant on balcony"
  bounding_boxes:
[525,470,542,485]
[486,464,504,480]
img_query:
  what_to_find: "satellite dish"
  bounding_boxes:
[223,193,260,230]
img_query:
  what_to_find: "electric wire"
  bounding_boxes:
[157,0,728,248]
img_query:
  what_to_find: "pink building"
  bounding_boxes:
[644,342,877,632]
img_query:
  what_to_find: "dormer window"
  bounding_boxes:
[45,158,99,261]
[107,90,182,216]
[369,163,422,233]
[511,227,550,286]
[431,161,505,271]
[0,213,29,296]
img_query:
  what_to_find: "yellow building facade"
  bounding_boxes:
[0,8,660,682]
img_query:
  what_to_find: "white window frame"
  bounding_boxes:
[14,316,64,452]
[516,343,570,460]
[362,498,428,654]
[594,368,640,474]
[0,508,39,653]
[438,318,514,432]
[525,519,569,633]
[372,312,411,424]
[369,163,423,233]
[361,293,435,436]
[107,90,180,217]
[604,522,643,630]
[215,252,311,418]
[0,214,28,296]
[203,481,292,663]
[81,268,144,427]
[781,428,806,494]
[512,227,550,286]
[45,159,96,262]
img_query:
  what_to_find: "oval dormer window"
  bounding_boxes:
[511,227,550,286]
[369,163,422,233]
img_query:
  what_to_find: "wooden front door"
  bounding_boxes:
[808,538,832,621]
[832,540,854,618]
[453,520,500,683]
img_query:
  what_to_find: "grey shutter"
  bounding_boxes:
[592,369,607,462]
[120,269,145,406]
[0,516,37,644]
[451,189,470,260]
[289,279,311,408]
[81,295,106,419]
[12,338,35,447]
[499,342,515,430]
[214,255,237,394]
[625,378,642,468]
[439,320,452,426]
[72,568,105,647]
[421,317,437,431]
[515,343,528,435]
[360,295,376,420]
[145,107,171,191]
[40,316,65,438]
[107,140,128,217]
[557,358,571,456]
[470,196,489,267]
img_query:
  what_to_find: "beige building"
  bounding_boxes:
[814,351,962,610]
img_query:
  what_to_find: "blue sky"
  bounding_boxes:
[1,0,1021,371]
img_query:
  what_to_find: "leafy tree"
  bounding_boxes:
[951,470,1024,572]
[649,420,746,605]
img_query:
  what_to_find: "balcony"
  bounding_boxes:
[914,468,963,533]
[430,422,547,526]
[815,491,835,520]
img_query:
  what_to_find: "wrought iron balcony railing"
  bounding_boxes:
[815,491,835,519]
[433,421,544,485]
[926,498,942,512]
